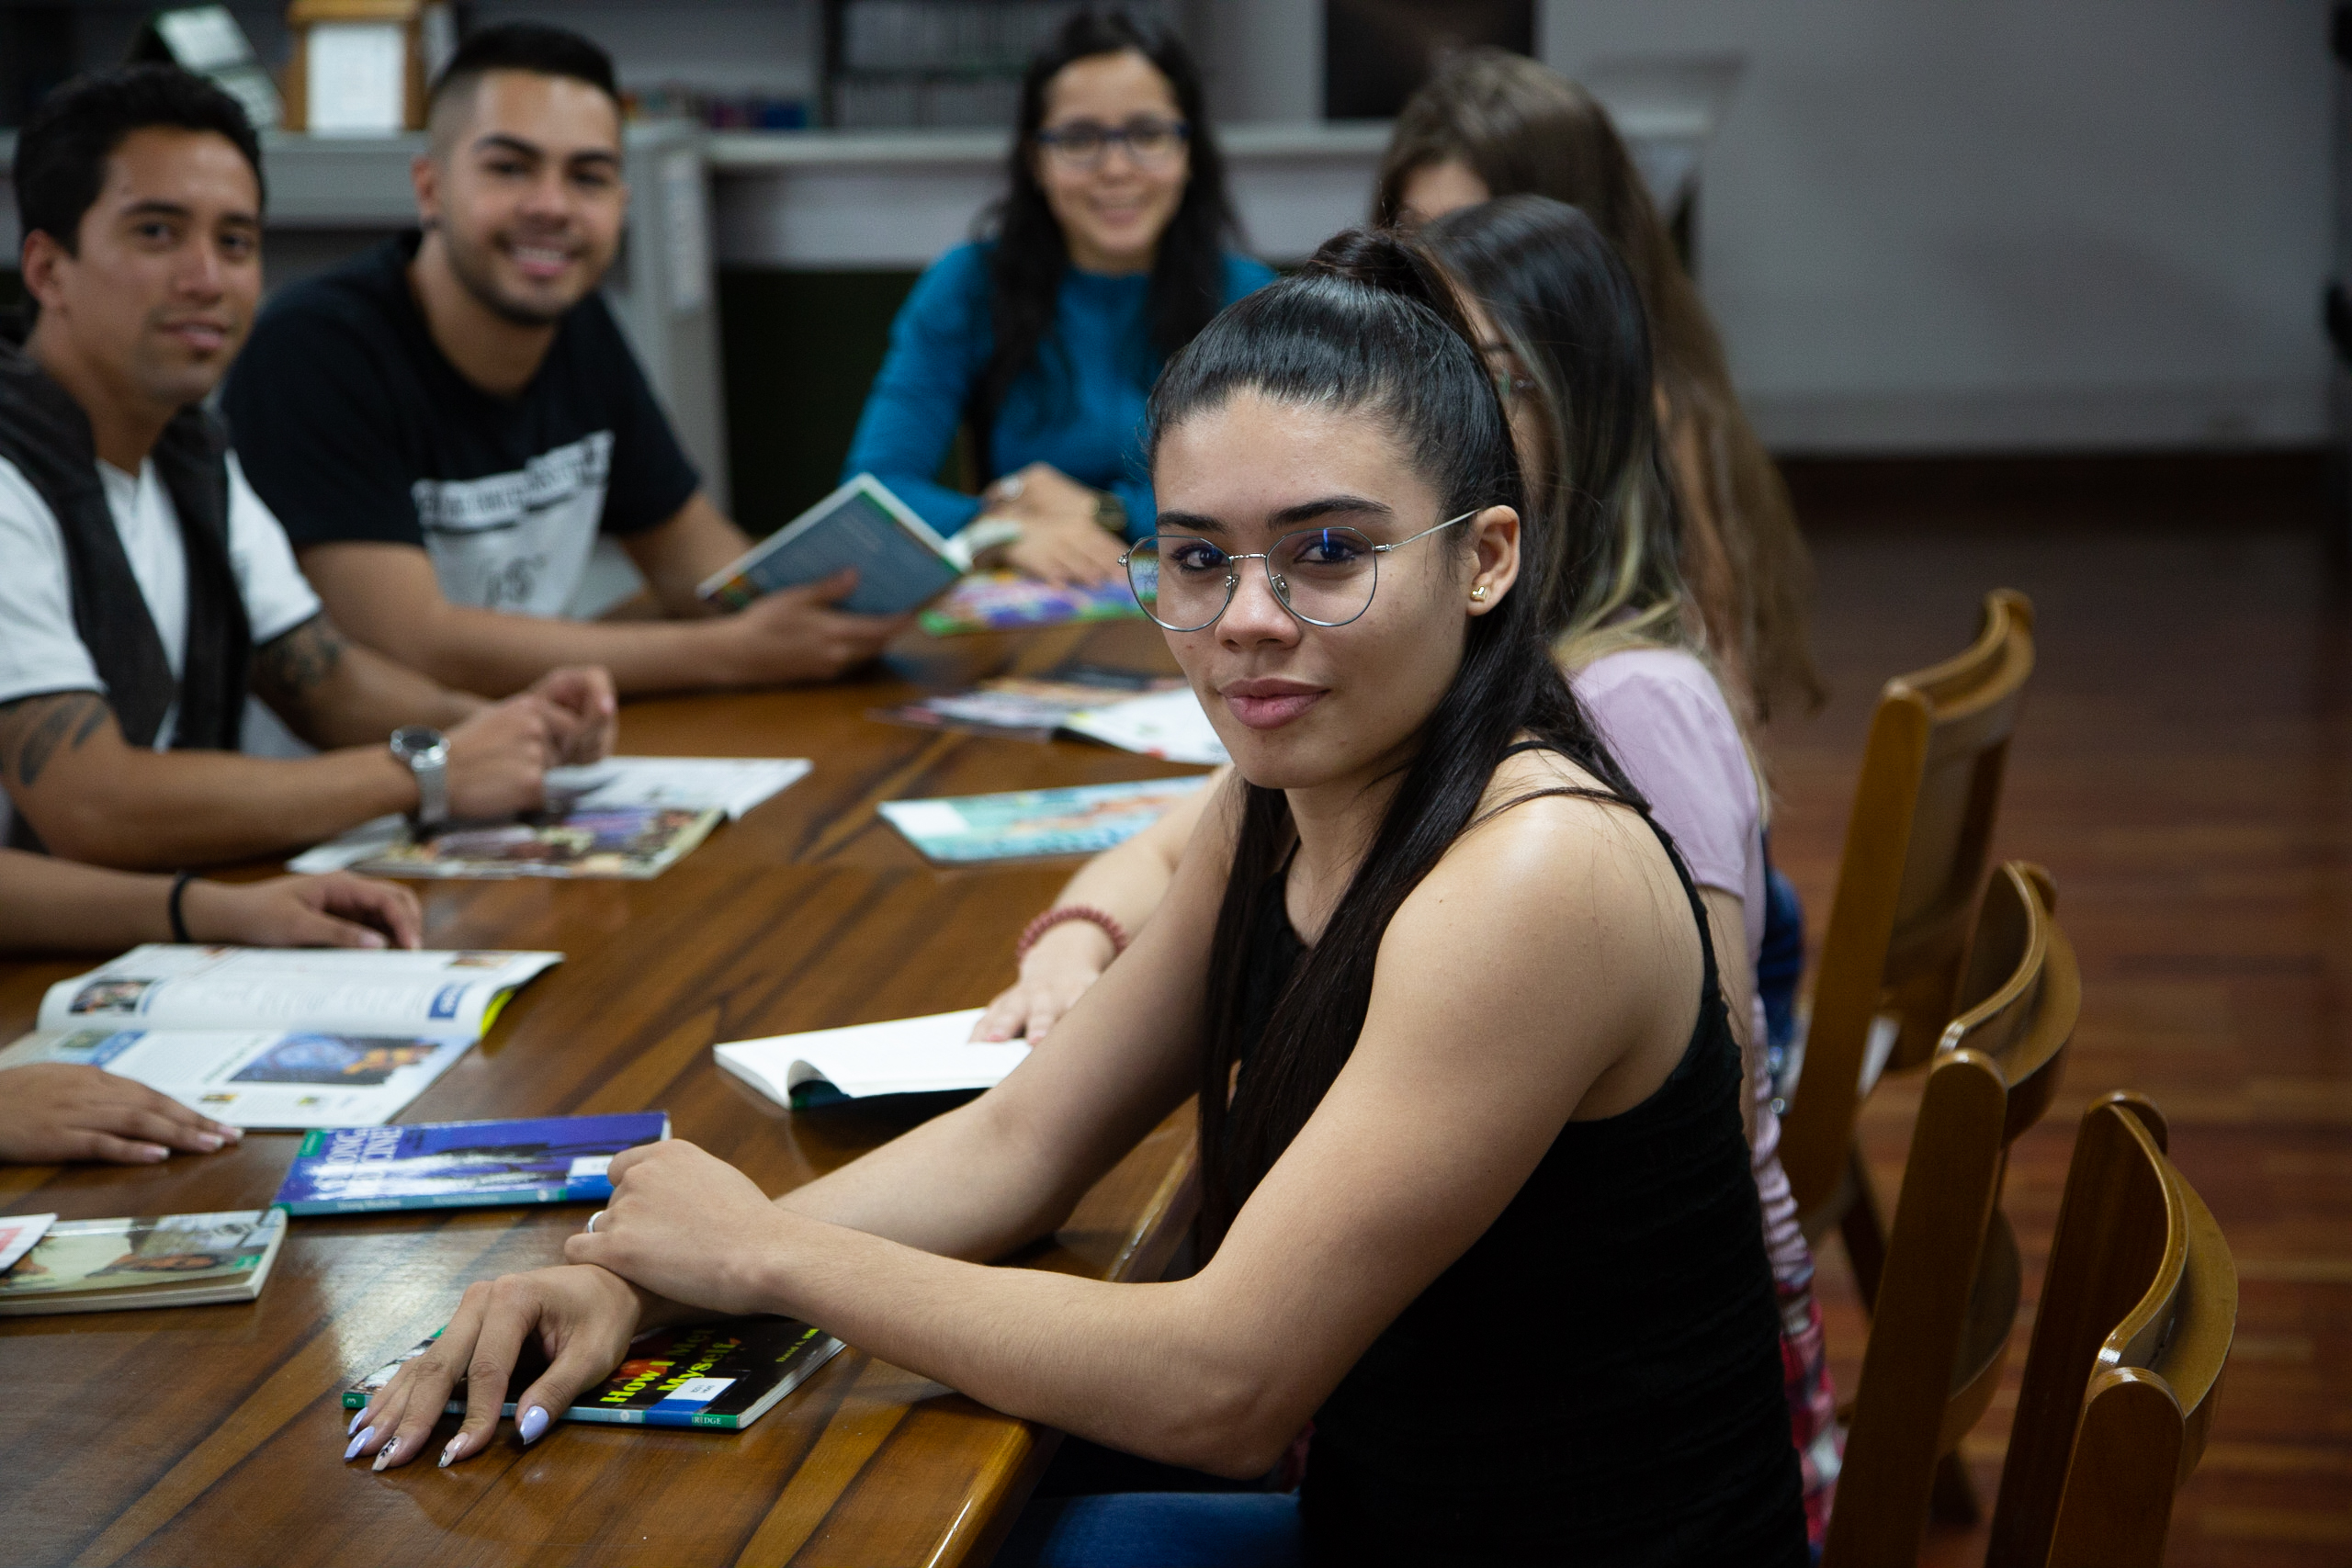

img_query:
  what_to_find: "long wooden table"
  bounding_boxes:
[0,618,1206,1568]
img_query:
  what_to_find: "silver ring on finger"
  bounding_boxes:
[584,1209,605,1234]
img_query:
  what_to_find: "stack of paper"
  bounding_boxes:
[715,1009,1028,1107]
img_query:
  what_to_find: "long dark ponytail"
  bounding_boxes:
[972,9,1237,472]
[1147,229,1644,1248]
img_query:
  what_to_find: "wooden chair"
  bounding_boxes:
[1820,862,2078,1567]
[1780,589,2038,1314]
[1984,1092,2239,1567]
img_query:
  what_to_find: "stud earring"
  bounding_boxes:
[1469,583,1489,603]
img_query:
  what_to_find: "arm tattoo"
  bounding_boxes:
[0,692,116,789]
[253,613,348,709]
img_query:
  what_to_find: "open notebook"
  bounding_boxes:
[713,1010,1028,1107]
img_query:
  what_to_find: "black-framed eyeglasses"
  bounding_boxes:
[1035,117,1190,168]
[1122,512,1476,632]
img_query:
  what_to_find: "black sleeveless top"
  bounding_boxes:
[1233,795,1806,1566]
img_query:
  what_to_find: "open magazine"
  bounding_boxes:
[288,756,808,879]
[715,1009,1026,1107]
[878,775,1211,864]
[0,947,560,1128]
[870,667,1179,742]
[1058,685,1229,765]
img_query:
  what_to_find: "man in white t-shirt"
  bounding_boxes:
[0,65,615,870]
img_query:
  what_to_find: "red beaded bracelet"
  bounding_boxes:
[1014,904,1129,964]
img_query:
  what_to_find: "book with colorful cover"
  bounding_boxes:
[870,667,1178,741]
[0,1026,475,1129]
[917,571,1144,636]
[877,775,1211,863]
[699,473,959,617]
[300,805,722,882]
[0,1209,287,1316]
[273,1112,672,1213]
[346,1316,845,1430]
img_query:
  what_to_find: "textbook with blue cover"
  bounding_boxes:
[272,1112,670,1213]
[699,473,960,617]
[345,1316,845,1430]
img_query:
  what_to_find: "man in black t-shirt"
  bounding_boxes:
[224,23,909,697]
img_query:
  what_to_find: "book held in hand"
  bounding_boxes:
[273,1112,672,1213]
[715,1009,1027,1108]
[699,473,960,617]
[0,1209,287,1316]
[917,571,1144,636]
[878,776,1211,864]
[347,1316,845,1430]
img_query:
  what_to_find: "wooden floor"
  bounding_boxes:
[1767,454,2352,1566]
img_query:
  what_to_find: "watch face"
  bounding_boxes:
[390,727,446,760]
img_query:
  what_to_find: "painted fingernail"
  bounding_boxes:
[197,1133,224,1151]
[348,1407,368,1435]
[139,1145,168,1162]
[517,1405,548,1445]
[438,1437,463,1468]
[372,1437,400,1470]
[345,1426,374,1461]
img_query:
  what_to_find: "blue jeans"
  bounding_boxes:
[994,1491,1303,1568]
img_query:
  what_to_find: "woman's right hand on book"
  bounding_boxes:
[345,1265,670,1471]
[0,1064,241,1164]
[970,919,1117,1043]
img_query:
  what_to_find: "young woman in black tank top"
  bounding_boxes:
[347,230,1805,1566]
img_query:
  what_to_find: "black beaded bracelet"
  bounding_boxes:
[167,871,197,944]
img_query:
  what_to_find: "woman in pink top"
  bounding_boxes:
[978,198,1839,1546]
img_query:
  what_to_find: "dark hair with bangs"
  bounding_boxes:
[1148,228,1642,1247]
[15,64,264,258]
[973,9,1238,470]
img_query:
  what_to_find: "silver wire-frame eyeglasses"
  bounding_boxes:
[1121,511,1477,633]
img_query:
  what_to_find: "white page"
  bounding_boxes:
[306,23,406,136]
[543,756,811,820]
[0,1026,472,1129]
[715,1010,1028,1103]
[37,946,560,1038]
[1060,686,1230,765]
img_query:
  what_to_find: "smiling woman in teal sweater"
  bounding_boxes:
[842,12,1272,583]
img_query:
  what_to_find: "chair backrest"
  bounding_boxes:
[1986,1093,2238,1568]
[1781,588,2037,1220]
[1819,862,2076,1568]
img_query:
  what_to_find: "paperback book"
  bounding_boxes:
[699,473,960,617]
[347,1316,845,1430]
[715,1009,1026,1108]
[878,775,1211,864]
[273,1112,672,1213]
[0,1213,54,1275]
[916,571,1144,636]
[871,667,1179,742]
[1058,685,1229,765]
[290,757,808,876]
[0,1209,287,1316]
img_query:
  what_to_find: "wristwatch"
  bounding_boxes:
[389,726,451,828]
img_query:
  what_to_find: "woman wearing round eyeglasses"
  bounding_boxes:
[842,12,1273,585]
[345,230,1806,1566]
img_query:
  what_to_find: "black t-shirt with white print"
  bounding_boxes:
[223,233,699,615]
